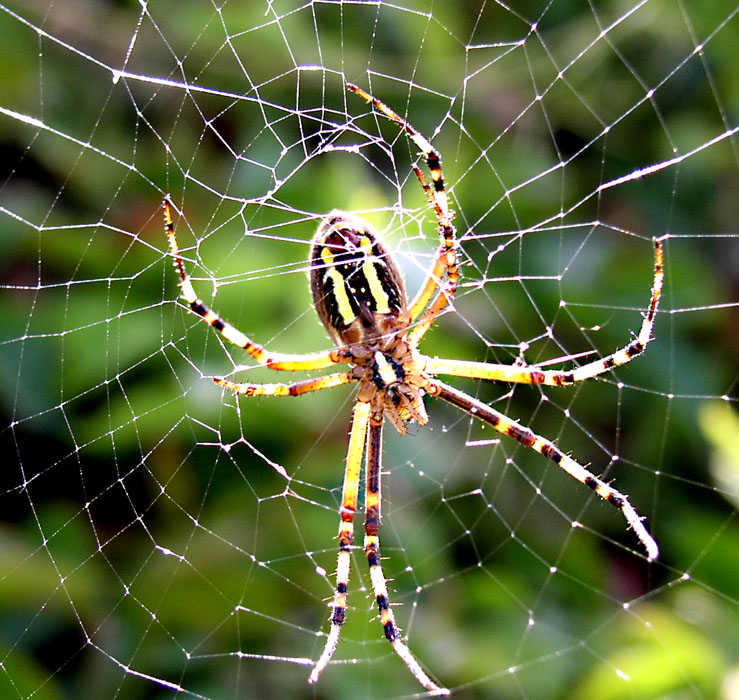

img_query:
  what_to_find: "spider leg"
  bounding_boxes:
[215,371,357,396]
[364,410,449,695]
[406,166,459,345]
[428,379,659,561]
[164,197,342,371]
[423,237,664,386]
[309,400,370,685]
[346,84,458,336]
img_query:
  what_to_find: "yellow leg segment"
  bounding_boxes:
[408,255,447,322]
[407,166,460,332]
[309,400,371,684]
[215,371,356,396]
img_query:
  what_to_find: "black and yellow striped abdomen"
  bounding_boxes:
[310,210,408,346]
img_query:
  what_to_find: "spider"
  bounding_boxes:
[163,83,664,696]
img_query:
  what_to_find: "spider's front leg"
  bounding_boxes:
[406,166,460,346]
[346,84,459,344]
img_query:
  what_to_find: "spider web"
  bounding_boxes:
[1,1,737,698]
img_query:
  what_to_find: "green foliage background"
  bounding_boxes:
[0,1,737,699]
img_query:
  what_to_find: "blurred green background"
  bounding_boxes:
[0,1,737,699]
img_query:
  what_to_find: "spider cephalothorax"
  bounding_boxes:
[163,83,663,696]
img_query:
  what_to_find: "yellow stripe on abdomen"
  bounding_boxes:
[321,247,356,325]
[360,235,390,314]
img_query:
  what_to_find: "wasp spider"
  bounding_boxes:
[163,83,664,695]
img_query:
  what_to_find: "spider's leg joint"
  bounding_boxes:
[339,504,356,521]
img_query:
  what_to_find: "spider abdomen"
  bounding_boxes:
[310,211,408,346]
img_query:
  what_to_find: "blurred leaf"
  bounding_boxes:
[699,400,739,509]
[572,605,725,700]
